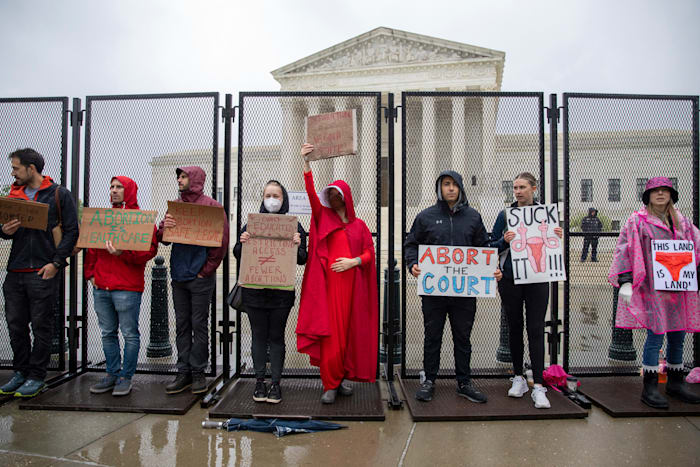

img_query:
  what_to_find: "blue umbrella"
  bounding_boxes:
[203,418,347,438]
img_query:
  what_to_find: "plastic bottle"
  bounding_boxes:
[658,349,667,384]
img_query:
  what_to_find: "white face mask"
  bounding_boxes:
[263,197,282,213]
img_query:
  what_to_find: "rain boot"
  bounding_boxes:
[665,368,700,404]
[641,370,668,409]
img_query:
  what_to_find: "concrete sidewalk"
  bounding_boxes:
[0,383,698,467]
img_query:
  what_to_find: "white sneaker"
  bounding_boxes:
[507,375,529,398]
[531,386,551,409]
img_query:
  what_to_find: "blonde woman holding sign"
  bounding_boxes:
[490,172,562,409]
[609,177,700,408]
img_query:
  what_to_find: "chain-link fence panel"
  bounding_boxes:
[83,93,219,375]
[563,93,699,375]
[235,92,382,377]
[0,97,69,371]
[401,92,545,378]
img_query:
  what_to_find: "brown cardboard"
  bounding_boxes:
[305,109,357,161]
[239,213,298,288]
[0,196,49,230]
[76,208,157,251]
[162,201,225,247]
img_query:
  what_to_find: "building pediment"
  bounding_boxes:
[272,27,505,77]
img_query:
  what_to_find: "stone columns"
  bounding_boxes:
[451,97,466,174]
[421,97,436,203]
[332,97,349,183]
[359,98,376,208]
[280,97,303,191]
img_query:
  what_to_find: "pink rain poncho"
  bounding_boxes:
[608,207,700,334]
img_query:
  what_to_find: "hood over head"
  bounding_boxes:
[259,180,290,214]
[588,207,598,216]
[176,166,206,202]
[111,176,139,209]
[435,170,468,212]
[319,179,356,222]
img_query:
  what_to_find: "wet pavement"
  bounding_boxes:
[1,382,699,467]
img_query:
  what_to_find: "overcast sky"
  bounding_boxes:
[1,0,698,99]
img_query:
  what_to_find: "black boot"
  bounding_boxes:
[191,373,208,394]
[641,371,668,409]
[165,373,192,394]
[665,368,700,404]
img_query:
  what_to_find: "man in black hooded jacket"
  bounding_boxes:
[405,171,491,403]
[580,207,602,262]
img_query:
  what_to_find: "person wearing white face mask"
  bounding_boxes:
[232,180,307,404]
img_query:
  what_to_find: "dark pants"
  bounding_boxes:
[498,278,548,384]
[246,305,291,383]
[421,296,476,384]
[171,276,215,375]
[581,237,598,261]
[3,271,59,381]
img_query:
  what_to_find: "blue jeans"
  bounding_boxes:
[93,289,143,379]
[642,329,686,366]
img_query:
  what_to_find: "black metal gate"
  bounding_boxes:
[234,92,383,378]
[82,93,220,376]
[400,92,546,378]
[562,93,699,375]
[0,97,70,372]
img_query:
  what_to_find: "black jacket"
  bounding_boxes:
[0,180,79,271]
[405,170,489,272]
[581,208,602,239]
[232,183,308,309]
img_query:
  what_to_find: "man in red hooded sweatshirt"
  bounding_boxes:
[158,167,229,395]
[0,148,79,398]
[84,176,158,396]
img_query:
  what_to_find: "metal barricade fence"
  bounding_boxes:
[562,93,699,375]
[82,92,220,375]
[0,97,69,371]
[234,92,382,378]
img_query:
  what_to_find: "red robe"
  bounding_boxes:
[296,171,378,390]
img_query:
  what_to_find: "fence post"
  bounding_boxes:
[607,287,636,361]
[147,256,172,358]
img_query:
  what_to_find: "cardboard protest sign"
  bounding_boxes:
[287,191,312,216]
[0,197,48,230]
[506,204,566,284]
[652,240,697,291]
[76,208,157,251]
[417,245,498,297]
[162,201,225,247]
[305,109,357,161]
[239,213,298,289]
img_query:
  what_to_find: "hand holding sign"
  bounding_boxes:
[2,218,21,235]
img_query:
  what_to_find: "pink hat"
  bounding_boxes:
[642,177,678,205]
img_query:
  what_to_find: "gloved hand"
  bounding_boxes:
[619,282,633,304]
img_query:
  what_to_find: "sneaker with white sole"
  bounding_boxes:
[531,386,551,409]
[507,375,529,398]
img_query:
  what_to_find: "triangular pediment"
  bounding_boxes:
[272,27,505,77]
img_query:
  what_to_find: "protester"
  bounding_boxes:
[296,143,378,404]
[0,148,79,398]
[405,170,500,404]
[609,176,700,408]
[233,180,307,404]
[84,176,158,396]
[158,166,229,395]
[490,172,562,409]
[581,207,602,262]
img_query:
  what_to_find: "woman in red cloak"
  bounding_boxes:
[296,143,379,404]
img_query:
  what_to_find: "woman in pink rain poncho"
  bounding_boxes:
[609,177,700,409]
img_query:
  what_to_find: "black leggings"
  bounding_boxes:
[498,279,549,384]
[246,306,291,383]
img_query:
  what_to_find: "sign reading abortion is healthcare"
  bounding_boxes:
[417,245,498,297]
[76,208,156,251]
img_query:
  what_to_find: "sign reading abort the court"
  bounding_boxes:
[162,201,225,247]
[77,208,156,251]
[239,213,298,289]
[417,245,498,297]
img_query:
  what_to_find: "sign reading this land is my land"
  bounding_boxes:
[0,196,48,230]
[162,201,225,247]
[76,208,157,251]
[305,109,357,161]
[652,239,698,291]
[239,213,298,289]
